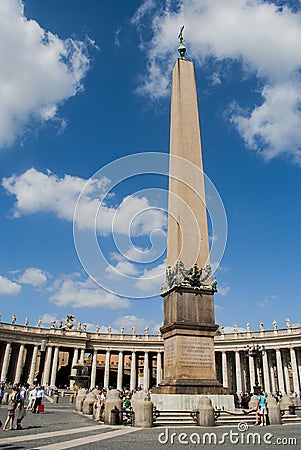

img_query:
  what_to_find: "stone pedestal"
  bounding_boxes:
[198,397,215,427]
[82,389,100,415]
[75,388,88,412]
[154,286,224,395]
[104,389,123,425]
[267,394,281,425]
[132,397,153,428]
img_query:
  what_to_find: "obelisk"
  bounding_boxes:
[156,28,223,395]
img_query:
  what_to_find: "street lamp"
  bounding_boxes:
[244,339,265,395]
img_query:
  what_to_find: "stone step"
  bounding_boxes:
[282,414,301,423]
[153,411,196,426]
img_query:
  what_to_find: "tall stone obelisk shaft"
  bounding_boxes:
[167,58,210,271]
[153,38,224,395]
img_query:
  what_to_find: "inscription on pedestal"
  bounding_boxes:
[164,335,216,381]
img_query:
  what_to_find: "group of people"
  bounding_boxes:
[92,388,133,423]
[237,390,268,426]
[2,383,44,431]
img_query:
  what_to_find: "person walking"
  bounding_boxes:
[0,383,4,406]
[32,384,44,413]
[27,386,36,410]
[2,386,18,431]
[15,383,27,429]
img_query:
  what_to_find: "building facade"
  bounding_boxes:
[0,319,300,395]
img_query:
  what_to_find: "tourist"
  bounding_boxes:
[15,383,27,429]
[32,384,44,413]
[100,389,107,421]
[241,392,250,409]
[2,386,18,431]
[93,394,102,422]
[27,386,36,410]
[257,390,268,426]
[0,383,4,406]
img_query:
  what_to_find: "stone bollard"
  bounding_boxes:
[52,395,59,403]
[3,392,9,404]
[75,388,88,412]
[131,391,153,428]
[197,397,215,427]
[83,389,100,415]
[104,390,123,425]
[266,394,281,425]
[279,394,294,416]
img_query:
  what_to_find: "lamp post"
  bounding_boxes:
[245,339,265,395]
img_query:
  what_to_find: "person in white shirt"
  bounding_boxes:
[32,385,44,413]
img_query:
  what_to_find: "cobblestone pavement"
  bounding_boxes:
[0,402,300,449]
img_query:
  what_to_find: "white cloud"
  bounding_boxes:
[49,274,130,309]
[0,275,21,296]
[215,304,224,312]
[133,0,301,162]
[223,326,246,333]
[3,168,167,237]
[113,314,161,334]
[0,0,89,147]
[134,262,166,291]
[2,167,107,221]
[217,285,230,296]
[105,259,139,279]
[19,267,47,287]
[257,294,279,308]
[114,27,122,47]
[40,313,57,325]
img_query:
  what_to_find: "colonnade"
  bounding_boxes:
[0,338,163,391]
[1,321,301,395]
[216,347,301,394]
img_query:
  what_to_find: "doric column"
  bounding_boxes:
[268,351,276,393]
[130,351,136,391]
[283,352,290,394]
[262,350,270,393]
[290,348,300,394]
[156,352,162,386]
[90,350,97,389]
[143,351,149,390]
[296,349,301,390]
[103,350,110,388]
[14,344,25,384]
[42,346,53,387]
[0,342,11,381]
[275,349,285,393]
[70,348,79,388]
[50,347,59,387]
[221,351,228,388]
[249,356,255,392]
[79,348,85,363]
[235,351,242,393]
[117,351,124,390]
[28,345,39,385]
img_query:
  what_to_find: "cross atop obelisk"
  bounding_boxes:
[166,27,211,284]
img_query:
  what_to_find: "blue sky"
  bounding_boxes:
[1,0,301,333]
